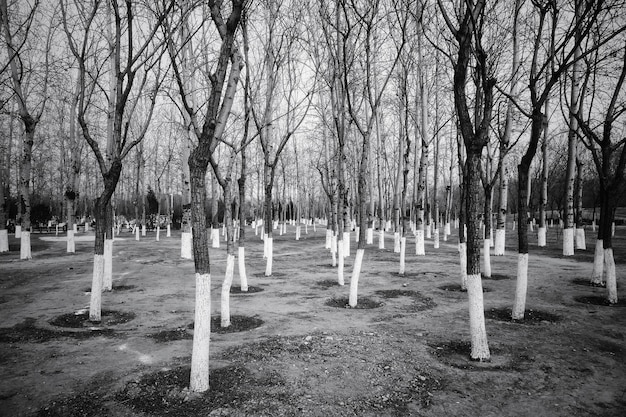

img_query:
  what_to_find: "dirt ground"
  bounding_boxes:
[0,223,625,416]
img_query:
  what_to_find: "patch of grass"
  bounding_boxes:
[187,315,264,334]
[0,318,114,343]
[571,279,606,288]
[148,328,192,343]
[230,285,264,294]
[116,365,290,417]
[325,296,383,309]
[313,279,341,288]
[482,273,510,280]
[82,284,137,293]
[485,307,561,324]
[427,339,533,371]
[574,296,626,307]
[438,283,492,292]
[49,310,135,328]
[37,391,106,417]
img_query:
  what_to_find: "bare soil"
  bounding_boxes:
[1,225,625,416]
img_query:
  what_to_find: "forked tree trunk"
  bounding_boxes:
[563,0,582,256]
[89,162,122,321]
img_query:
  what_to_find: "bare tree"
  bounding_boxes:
[165,0,244,392]
[1,0,53,259]
[61,0,172,320]
[440,0,494,360]
[574,37,626,303]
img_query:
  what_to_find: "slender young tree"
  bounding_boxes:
[574,39,626,303]
[345,0,408,307]
[510,0,622,319]
[495,0,523,256]
[61,0,171,320]
[165,0,244,391]
[562,0,583,256]
[1,0,52,260]
[440,0,494,360]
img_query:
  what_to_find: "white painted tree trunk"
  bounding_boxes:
[378,229,385,249]
[343,231,350,257]
[416,230,425,256]
[348,248,364,307]
[221,254,235,327]
[325,229,332,249]
[512,253,529,320]
[459,242,467,290]
[393,232,400,253]
[181,232,193,259]
[331,233,337,267]
[20,231,31,260]
[605,248,617,304]
[563,228,574,256]
[537,227,546,247]
[445,222,451,237]
[494,229,505,255]
[433,228,440,249]
[141,224,146,236]
[167,224,171,237]
[575,228,586,250]
[0,229,7,252]
[366,227,373,244]
[591,239,604,285]
[15,225,21,238]
[238,246,248,291]
[103,239,114,291]
[295,225,301,240]
[399,237,406,275]
[426,224,431,239]
[135,226,140,241]
[482,239,491,278]
[211,228,220,248]
[190,272,211,392]
[337,241,345,285]
[89,254,104,321]
[265,237,273,276]
[466,273,490,360]
[67,230,75,253]
[156,226,160,241]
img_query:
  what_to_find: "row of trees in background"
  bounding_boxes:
[1,0,625,392]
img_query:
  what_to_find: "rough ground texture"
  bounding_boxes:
[0,225,625,416]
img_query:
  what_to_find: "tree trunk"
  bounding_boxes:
[89,161,122,321]
[237,148,248,292]
[188,158,211,392]
[465,150,490,360]
[538,111,549,247]
[563,0,582,256]
[512,112,543,320]
[181,133,193,259]
[574,158,585,249]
